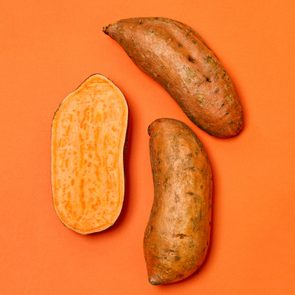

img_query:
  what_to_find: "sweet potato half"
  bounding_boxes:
[103,17,243,138]
[144,118,212,285]
[51,74,128,234]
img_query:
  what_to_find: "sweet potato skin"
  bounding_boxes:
[144,118,212,285]
[103,17,243,138]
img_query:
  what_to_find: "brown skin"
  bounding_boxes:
[103,17,243,138]
[144,118,212,285]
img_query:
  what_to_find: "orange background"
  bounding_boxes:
[1,0,295,294]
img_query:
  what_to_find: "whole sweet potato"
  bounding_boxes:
[51,74,128,234]
[103,17,243,138]
[144,118,212,285]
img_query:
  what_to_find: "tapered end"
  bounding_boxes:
[102,24,110,35]
[148,275,162,285]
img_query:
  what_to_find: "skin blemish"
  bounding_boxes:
[174,256,181,261]
[188,55,196,63]
[174,193,180,203]
[205,56,217,67]
[226,94,234,103]
[175,233,187,239]
[145,225,153,238]
[186,191,195,195]
[196,93,205,105]
[163,176,169,188]
[178,42,183,47]
[206,56,212,63]
[185,166,196,171]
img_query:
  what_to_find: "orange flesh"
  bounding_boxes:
[51,74,128,234]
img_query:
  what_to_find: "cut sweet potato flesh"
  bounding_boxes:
[51,74,128,234]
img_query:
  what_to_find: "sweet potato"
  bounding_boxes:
[103,17,243,138]
[144,118,212,285]
[51,74,128,234]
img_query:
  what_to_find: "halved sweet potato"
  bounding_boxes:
[51,74,128,234]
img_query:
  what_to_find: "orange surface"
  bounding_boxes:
[52,74,128,234]
[0,0,294,294]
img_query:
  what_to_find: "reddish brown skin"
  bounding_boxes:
[103,17,243,138]
[144,118,213,285]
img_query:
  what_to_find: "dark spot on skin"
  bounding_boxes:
[214,88,220,94]
[185,166,196,171]
[206,56,213,63]
[186,191,195,196]
[174,256,181,261]
[174,193,180,203]
[145,225,153,238]
[200,185,204,189]
[139,20,143,24]
[175,233,187,239]
[225,112,229,116]
[102,25,110,35]
[222,70,228,79]
[192,40,198,44]
[206,76,211,82]
[188,55,195,63]
[163,176,169,188]
[178,42,183,47]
